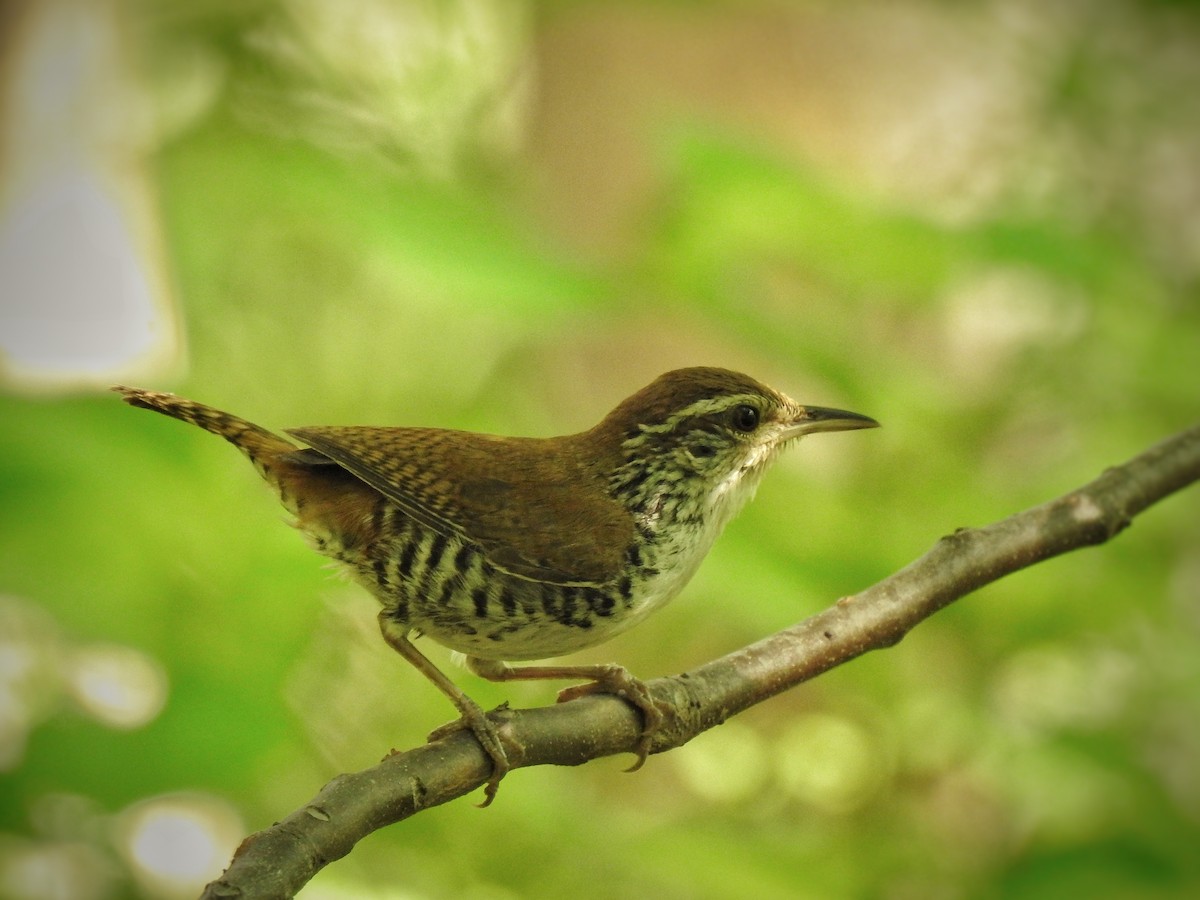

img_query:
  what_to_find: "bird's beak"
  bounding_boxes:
[783,405,880,438]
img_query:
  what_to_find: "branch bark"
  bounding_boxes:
[201,424,1200,900]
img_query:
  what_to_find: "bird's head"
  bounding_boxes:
[596,367,878,520]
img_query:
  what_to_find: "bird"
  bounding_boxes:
[114,367,877,803]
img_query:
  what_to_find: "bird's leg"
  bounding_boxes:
[467,657,664,772]
[377,613,510,807]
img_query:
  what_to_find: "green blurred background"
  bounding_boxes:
[1,1,1198,897]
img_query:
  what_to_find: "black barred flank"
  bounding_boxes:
[559,586,579,619]
[540,584,561,618]
[398,540,418,579]
[391,598,409,623]
[581,588,615,617]
[436,578,458,608]
[472,586,489,618]
[454,543,476,574]
[426,533,449,572]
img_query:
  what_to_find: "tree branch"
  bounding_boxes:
[201,424,1200,900]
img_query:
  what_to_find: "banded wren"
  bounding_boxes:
[115,368,877,803]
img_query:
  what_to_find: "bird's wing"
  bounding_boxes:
[285,426,632,585]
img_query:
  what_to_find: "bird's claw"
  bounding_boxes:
[427,704,513,807]
[556,670,665,773]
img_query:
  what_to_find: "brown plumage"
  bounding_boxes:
[114,369,878,803]
[286,426,633,584]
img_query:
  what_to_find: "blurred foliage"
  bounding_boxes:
[2,1,1199,898]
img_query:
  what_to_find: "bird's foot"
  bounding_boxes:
[556,665,665,771]
[427,703,514,807]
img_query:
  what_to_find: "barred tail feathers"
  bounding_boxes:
[113,386,301,503]
[114,386,386,556]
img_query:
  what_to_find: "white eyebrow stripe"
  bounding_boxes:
[628,393,766,438]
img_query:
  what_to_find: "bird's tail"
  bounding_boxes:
[113,385,299,493]
[114,386,388,557]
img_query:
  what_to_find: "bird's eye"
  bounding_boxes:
[731,404,759,432]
